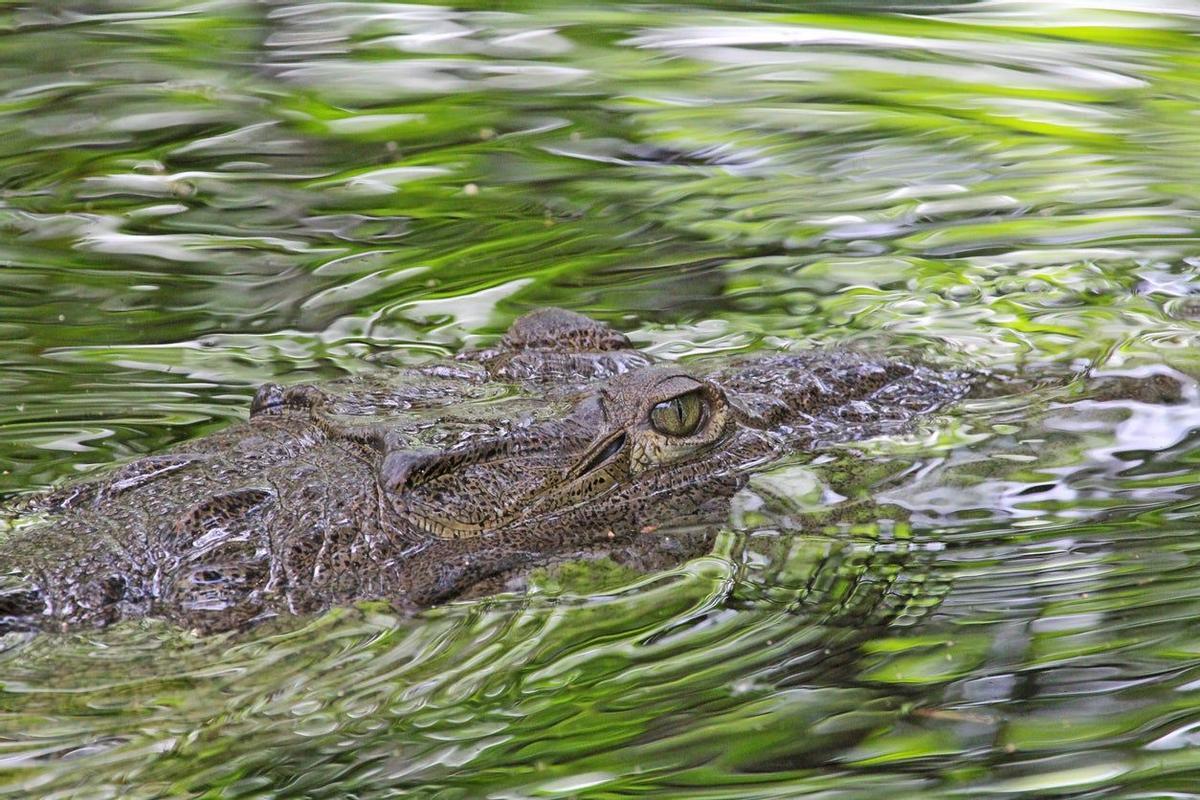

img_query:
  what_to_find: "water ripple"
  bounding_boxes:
[2,1,1200,797]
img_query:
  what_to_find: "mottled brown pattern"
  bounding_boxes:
[0,309,968,633]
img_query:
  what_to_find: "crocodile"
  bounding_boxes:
[0,309,969,633]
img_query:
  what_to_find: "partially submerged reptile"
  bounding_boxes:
[0,309,969,633]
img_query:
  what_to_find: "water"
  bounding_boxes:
[2,0,1200,796]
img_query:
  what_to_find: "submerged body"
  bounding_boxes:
[0,310,967,632]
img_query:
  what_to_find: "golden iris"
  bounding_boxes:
[649,391,704,437]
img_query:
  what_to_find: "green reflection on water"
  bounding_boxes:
[3,0,1200,797]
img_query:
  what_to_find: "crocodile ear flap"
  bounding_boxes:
[379,450,446,494]
[376,440,551,539]
[379,439,514,494]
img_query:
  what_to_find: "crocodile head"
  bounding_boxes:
[368,309,967,603]
[380,366,743,538]
[1,307,969,630]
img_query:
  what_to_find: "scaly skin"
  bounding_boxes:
[0,309,968,632]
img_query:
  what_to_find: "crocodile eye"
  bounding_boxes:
[649,391,704,437]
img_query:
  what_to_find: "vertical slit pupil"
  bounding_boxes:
[652,391,703,436]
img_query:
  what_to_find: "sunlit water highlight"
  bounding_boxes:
[3,1,1200,797]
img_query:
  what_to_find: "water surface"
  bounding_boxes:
[3,1,1200,797]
